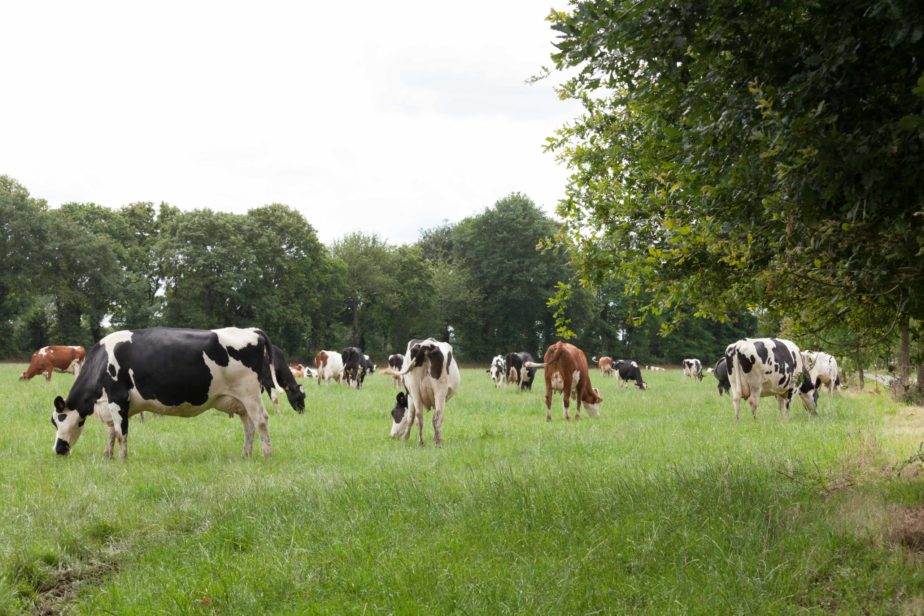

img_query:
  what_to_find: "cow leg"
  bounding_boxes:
[239,413,256,457]
[270,389,281,414]
[544,378,553,422]
[416,406,426,446]
[104,422,117,459]
[748,396,760,420]
[432,408,445,448]
[244,401,272,459]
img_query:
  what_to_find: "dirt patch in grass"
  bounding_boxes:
[31,559,117,615]
[892,506,924,555]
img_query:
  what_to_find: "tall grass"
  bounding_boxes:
[0,364,921,614]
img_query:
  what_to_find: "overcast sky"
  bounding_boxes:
[1,1,580,245]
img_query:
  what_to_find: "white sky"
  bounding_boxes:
[1,1,580,245]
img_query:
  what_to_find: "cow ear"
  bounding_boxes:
[54,396,66,412]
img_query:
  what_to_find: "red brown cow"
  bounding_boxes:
[20,346,86,381]
[597,356,614,376]
[527,341,603,422]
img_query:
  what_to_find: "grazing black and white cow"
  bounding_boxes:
[505,352,537,391]
[802,351,840,394]
[265,345,306,414]
[341,347,367,389]
[386,353,405,387]
[613,359,647,389]
[682,359,703,381]
[713,357,731,396]
[51,327,279,460]
[390,338,461,446]
[487,355,507,388]
[363,354,376,376]
[724,338,820,420]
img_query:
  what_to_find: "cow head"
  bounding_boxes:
[285,383,306,413]
[583,387,603,416]
[51,395,87,456]
[389,391,412,439]
[797,372,821,413]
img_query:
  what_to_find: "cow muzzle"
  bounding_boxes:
[54,438,71,456]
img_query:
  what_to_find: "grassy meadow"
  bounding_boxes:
[1,363,922,614]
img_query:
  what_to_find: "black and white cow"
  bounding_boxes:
[390,338,461,446]
[363,354,376,376]
[682,359,703,381]
[51,327,279,460]
[724,337,820,420]
[265,345,307,414]
[487,354,507,388]
[505,352,537,391]
[386,353,405,387]
[713,357,731,396]
[341,346,367,389]
[613,359,647,389]
[802,351,841,394]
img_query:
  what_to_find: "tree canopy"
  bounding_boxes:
[547,0,923,333]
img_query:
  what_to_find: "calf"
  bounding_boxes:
[315,350,344,385]
[487,355,507,388]
[390,338,461,446]
[21,345,86,381]
[50,327,278,460]
[682,359,703,381]
[526,341,602,421]
[614,360,647,389]
[725,337,819,420]
[713,357,731,396]
[802,351,840,394]
[265,345,306,414]
[505,352,537,391]
[596,356,614,376]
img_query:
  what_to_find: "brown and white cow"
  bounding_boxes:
[20,346,85,381]
[314,350,344,385]
[596,356,614,376]
[289,363,306,379]
[527,341,603,422]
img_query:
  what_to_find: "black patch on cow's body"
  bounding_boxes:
[205,335,230,367]
[388,354,404,370]
[428,348,444,380]
[736,350,754,374]
[447,351,453,368]
[754,341,769,364]
[121,330,215,407]
[108,364,116,378]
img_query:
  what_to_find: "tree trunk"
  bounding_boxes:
[917,328,924,395]
[351,300,361,347]
[855,340,864,390]
[899,315,910,391]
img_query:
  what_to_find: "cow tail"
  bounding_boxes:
[258,330,281,395]
[727,346,749,398]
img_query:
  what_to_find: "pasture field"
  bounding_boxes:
[1,364,922,615]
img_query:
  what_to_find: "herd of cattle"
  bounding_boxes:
[20,328,841,460]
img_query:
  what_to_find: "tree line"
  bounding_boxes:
[1,177,756,365]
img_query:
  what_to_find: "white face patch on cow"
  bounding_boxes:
[52,397,87,455]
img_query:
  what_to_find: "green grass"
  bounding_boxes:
[0,364,922,614]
